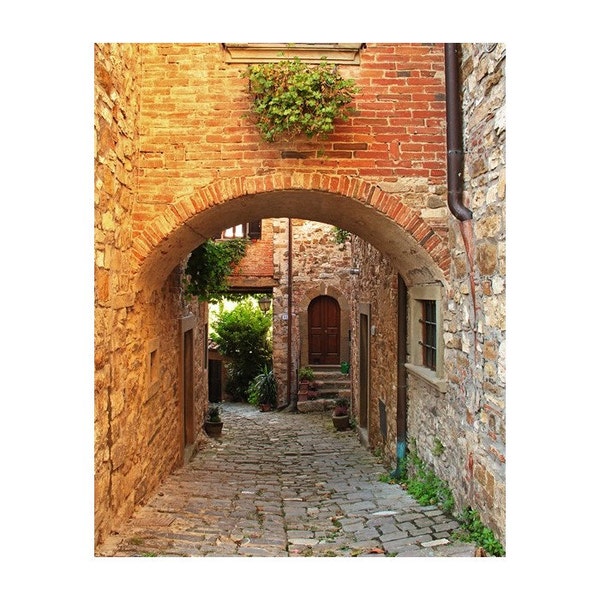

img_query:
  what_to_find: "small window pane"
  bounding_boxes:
[420,300,436,370]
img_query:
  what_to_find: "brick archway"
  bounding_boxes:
[133,174,450,292]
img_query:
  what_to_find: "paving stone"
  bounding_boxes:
[96,403,476,558]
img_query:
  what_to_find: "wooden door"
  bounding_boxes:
[359,312,369,428]
[183,329,195,446]
[308,295,340,364]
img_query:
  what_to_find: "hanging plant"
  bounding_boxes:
[184,238,249,302]
[245,58,359,142]
[332,226,350,248]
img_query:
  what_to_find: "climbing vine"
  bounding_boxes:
[245,58,359,142]
[184,238,249,302]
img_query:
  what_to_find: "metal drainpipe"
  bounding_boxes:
[287,217,293,408]
[445,43,478,320]
[444,43,472,222]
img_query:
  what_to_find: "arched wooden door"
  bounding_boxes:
[308,295,340,365]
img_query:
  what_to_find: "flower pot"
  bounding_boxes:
[332,414,350,431]
[204,421,223,437]
[259,403,271,412]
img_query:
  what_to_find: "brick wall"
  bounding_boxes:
[133,43,447,230]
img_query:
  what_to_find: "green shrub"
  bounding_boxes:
[298,366,315,381]
[248,365,278,407]
[211,300,272,402]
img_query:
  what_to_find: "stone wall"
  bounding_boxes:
[349,240,400,459]
[94,44,208,546]
[449,43,506,540]
[271,219,354,405]
[347,43,506,544]
[95,42,141,543]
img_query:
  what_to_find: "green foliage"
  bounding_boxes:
[185,239,249,302]
[384,445,504,556]
[332,226,350,247]
[248,365,278,408]
[454,507,506,557]
[398,445,455,514]
[298,366,315,381]
[211,300,272,402]
[246,58,359,142]
[333,397,349,416]
[379,473,398,484]
[207,403,221,423]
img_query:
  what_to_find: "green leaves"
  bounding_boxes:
[246,58,359,142]
[454,507,506,556]
[211,300,272,402]
[398,446,455,514]
[184,238,249,302]
[248,365,278,407]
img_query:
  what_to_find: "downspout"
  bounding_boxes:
[287,218,293,409]
[444,43,477,318]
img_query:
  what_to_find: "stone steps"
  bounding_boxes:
[297,365,351,413]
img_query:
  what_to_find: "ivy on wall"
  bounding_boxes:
[246,58,359,142]
[184,238,249,302]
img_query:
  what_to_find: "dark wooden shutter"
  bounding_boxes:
[248,220,262,240]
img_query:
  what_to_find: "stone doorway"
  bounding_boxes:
[308,295,340,365]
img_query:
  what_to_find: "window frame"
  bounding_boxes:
[222,43,364,65]
[218,220,262,240]
[406,284,447,392]
[420,299,437,370]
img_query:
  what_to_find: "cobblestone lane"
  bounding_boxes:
[96,403,476,557]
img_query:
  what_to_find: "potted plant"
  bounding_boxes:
[332,398,350,431]
[246,58,359,143]
[297,366,315,402]
[204,403,223,437]
[248,365,278,412]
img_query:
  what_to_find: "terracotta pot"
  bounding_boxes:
[204,421,223,436]
[332,414,350,431]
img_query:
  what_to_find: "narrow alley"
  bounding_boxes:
[96,403,476,557]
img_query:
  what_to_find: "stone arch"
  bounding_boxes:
[297,283,351,368]
[133,174,450,293]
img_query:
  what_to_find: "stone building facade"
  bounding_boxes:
[94,43,506,549]
[344,43,506,539]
